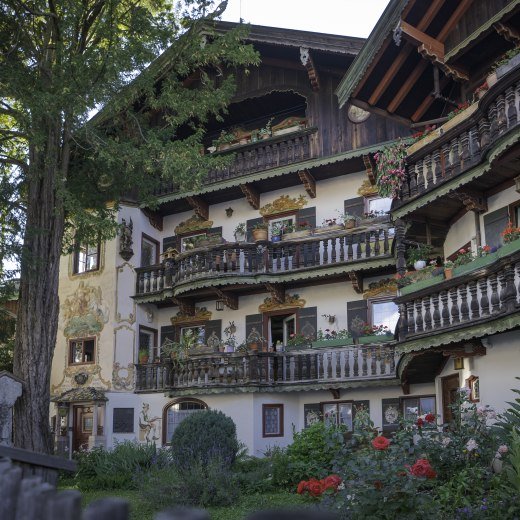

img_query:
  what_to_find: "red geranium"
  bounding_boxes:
[425,413,436,423]
[322,475,342,491]
[297,480,308,494]
[296,475,343,498]
[372,435,390,450]
[408,459,437,479]
[416,418,425,428]
[307,479,324,497]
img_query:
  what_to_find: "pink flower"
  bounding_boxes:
[498,445,508,454]
[466,439,478,452]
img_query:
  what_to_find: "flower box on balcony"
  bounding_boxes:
[399,274,444,296]
[282,229,311,240]
[498,238,520,258]
[453,253,497,277]
[314,224,344,234]
[358,334,393,344]
[311,338,353,348]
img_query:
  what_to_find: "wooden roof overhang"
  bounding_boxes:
[336,0,520,124]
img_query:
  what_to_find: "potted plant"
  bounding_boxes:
[341,212,357,230]
[246,327,265,352]
[406,244,433,270]
[138,348,149,364]
[252,222,268,242]
[234,222,247,243]
[363,210,389,224]
[271,222,283,242]
[215,130,236,151]
[443,259,454,280]
[374,139,409,199]
[223,321,237,353]
[286,332,312,350]
[312,328,352,348]
[282,221,312,240]
[473,81,489,101]
[258,117,273,140]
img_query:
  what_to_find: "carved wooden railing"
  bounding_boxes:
[396,64,520,206]
[396,250,520,341]
[135,224,393,296]
[135,344,399,392]
[152,128,317,196]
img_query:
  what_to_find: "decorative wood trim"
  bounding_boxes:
[240,183,260,210]
[300,47,320,92]
[397,21,445,60]
[174,215,213,235]
[447,191,487,213]
[329,388,341,400]
[259,293,305,313]
[186,196,209,221]
[362,155,376,184]
[170,298,196,318]
[298,170,316,198]
[214,289,239,311]
[260,194,307,217]
[348,271,363,294]
[265,283,285,304]
[494,22,520,44]
[142,208,163,231]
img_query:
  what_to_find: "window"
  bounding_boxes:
[179,326,205,346]
[139,326,158,361]
[69,338,95,365]
[466,376,480,403]
[369,299,399,334]
[510,201,520,227]
[73,242,100,274]
[164,399,207,443]
[365,196,392,215]
[268,215,295,239]
[402,396,436,421]
[141,235,159,267]
[322,401,353,430]
[262,404,284,437]
[113,408,134,433]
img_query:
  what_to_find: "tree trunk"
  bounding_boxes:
[13,123,66,453]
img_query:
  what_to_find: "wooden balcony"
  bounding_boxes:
[152,127,317,197]
[134,344,399,394]
[396,246,520,348]
[135,223,394,299]
[395,62,520,211]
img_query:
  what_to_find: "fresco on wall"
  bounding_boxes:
[112,363,135,391]
[139,403,161,442]
[62,282,109,338]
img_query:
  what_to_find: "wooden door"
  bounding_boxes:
[442,374,460,424]
[73,405,93,452]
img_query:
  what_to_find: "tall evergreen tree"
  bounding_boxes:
[0,0,258,452]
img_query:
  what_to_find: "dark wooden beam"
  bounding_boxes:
[362,155,376,184]
[214,289,239,311]
[171,297,195,316]
[447,190,487,213]
[329,388,341,400]
[265,282,285,304]
[437,0,474,41]
[186,195,209,220]
[298,169,316,198]
[399,21,445,59]
[348,271,363,294]
[388,60,429,113]
[300,47,320,92]
[240,183,260,210]
[350,98,411,127]
[494,22,520,44]
[141,208,163,231]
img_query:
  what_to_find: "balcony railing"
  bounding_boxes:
[397,248,520,341]
[152,128,317,197]
[396,64,520,207]
[135,345,399,393]
[135,224,394,297]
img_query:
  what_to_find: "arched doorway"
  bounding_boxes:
[162,398,208,444]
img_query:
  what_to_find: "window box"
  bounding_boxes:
[311,338,353,348]
[498,238,520,258]
[399,275,444,296]
[314,224,344,234]
[358,334,393,344]
[453,253,497,277]
[282,229,311,240]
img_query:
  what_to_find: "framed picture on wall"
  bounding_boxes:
[467,375,480,403]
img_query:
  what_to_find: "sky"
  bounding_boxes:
[221,0,390,37]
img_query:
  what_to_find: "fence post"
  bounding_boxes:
[0,371,23,447]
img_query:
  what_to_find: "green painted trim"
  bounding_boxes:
[392,128,520,219]
[444,1,520,63]
[400,274,444,296]
[154,141,397,204]
[397,312,520,357]
[335,0,410,108]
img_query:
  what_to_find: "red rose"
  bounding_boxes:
[409,459,436,479]
[297,480,308,494]
[308,480,323,497]
[425,413,436,423]
[372,435,390,450]
[322,475,342,491]
[416,418,424,428]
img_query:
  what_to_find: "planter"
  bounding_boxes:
[139,354,149,364]
[453,253,497,277]
[344,219,356,230]
[224,345,235,353]
[248,342,258,351]
[414,260,427,270]
[311,338,353,348]
[252,229,268,241]
[271,235,282,242]
[444,267,453,280]
[273,125,302,136]
[486,72,497,88]
[498,238,520,258]
[234,232,246,243]
[359,334,393,344]
[282,229,311,240]
[496,53,520,80]
[314,224,344,234]
[400,274,444,296]
[440,102,479,134]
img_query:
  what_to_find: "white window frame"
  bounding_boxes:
[268,215,295,240]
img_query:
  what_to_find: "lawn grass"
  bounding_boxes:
[67,487,308,520]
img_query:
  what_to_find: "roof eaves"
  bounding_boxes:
[335,0,411,108]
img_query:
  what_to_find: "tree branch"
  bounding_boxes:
[0,156,29,172]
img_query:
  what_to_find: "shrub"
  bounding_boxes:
[138,459,238,508]
[233,454,276,494]
[74,441,170,490]
[170,409,239,470]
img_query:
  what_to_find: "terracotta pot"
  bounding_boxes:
[345,219,356,229]
[444,267,453,280]
[252,229,268,241]
[139,354,149,364]
[249,342,258,351]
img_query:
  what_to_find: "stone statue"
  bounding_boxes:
[119,218,134,261]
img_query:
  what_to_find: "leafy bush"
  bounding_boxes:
[138,458,238,508]
[170,409,239,470]
[272,422,346,486]
[233,455,276,494]
[74,441,170,491]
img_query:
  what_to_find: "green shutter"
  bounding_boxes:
[344,196,365,218]
[298,206,316,228]
[347,300,368,337]
[298,306,317,340]
[160,325,176,345]
[162,236,177,253]
[483,207,509,249]
[245,313,263,340]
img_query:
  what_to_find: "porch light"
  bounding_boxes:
[453,357,464,370]
[215,299,224,311]
[57,402,69,418]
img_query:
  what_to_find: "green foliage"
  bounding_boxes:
[138,459,239,508]
[272,422,346,486]
[74,441,170,491]
[232,455,276,494]
[170,409,239,470]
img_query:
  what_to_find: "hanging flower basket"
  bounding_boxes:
[374,139,409,199]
